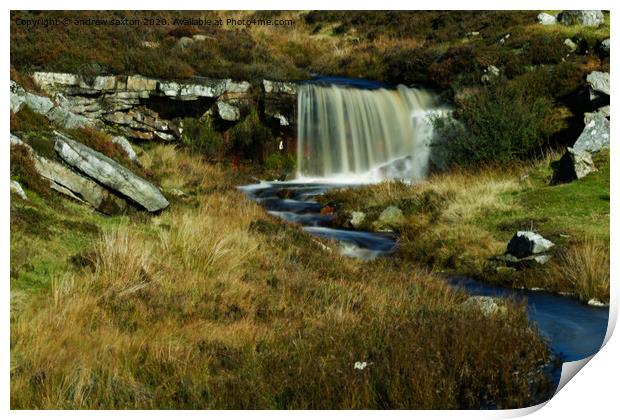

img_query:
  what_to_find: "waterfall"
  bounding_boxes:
[296,83,444,182]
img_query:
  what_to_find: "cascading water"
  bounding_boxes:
[296,83,445,182]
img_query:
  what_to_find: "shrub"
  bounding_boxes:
[263,153,296,172]
[433,81,555,167]
[180,116,227,159]
[228,110,272,161]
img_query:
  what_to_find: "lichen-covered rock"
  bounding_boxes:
[461,296,505,316]
[263,80,297,95]
[215,101,241,121]
[112,135,140,163]
[558,10,604,27]
[587,71,610,96]
[349,211,366,228]
[572,113,610,154]
[54,131,169,212]
[46,106,93,129]
[373,206,404,231]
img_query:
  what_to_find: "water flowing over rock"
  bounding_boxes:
[558,10,604,27]
[53,131,169,212]
[296,83,444,181]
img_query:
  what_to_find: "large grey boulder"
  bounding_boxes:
[587,71,610,96]
[53,131,169,212]
[11,134,126,213]
[552,147,596,184]
[537,13,556,25]
[507,231,554,258]
[558,10,604,27]
[573,113,610,154]
[584,105,610,125]
[10,81,54,114]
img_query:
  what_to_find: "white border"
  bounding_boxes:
[3,1,618,419]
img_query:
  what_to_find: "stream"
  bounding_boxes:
[240,180,609,395]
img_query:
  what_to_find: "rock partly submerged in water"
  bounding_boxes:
[53,131,169,212]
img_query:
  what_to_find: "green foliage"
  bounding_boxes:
[263,153,296,172]
[180,116,227,158]
[228,110,272,160]
[434,81,555,167]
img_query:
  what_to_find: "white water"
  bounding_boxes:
[296,83,445,183]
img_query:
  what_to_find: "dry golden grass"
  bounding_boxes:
[11,145,551,409]
[552,239,610,303]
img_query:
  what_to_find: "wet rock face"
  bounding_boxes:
[53,131,169,212]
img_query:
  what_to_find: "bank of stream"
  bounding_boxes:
[240,180,609,401]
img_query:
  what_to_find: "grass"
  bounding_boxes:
[322,150,610,303]
[11,144,552,409]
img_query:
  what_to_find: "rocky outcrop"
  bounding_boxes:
[112,135,140,164]
[263,79,297,127]
[53,131,169,212]
[537,13,556,25]
[11,134,127,214]
[558,10,604,27]
[572,113,610,154]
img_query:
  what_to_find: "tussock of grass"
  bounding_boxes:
[11,145,551,409]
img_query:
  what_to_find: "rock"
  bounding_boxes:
[586,71,610,97]
[10,180,27,200]
[140,40,160,48]
[158,79,228,100]
[558,10,604,27]
[177,36,194,48]
[154,131,176,142]
[10,81,54,114]
[481,65,500,83]
[54,131,169,212]
[564,38,578,52]
[111,136,140,163]
[11,134,126,214]
[273,113,290,126]
[33,72,80,93]
[215,101,241,121]
[192,34,208,42]
[600,38,610,54]
[374,206,404,230]
[46,106,93,129]
[168,188,187,197]
[507,231,554,258]
[125,129,154,141]
[537,13,557,25]
[126,75,158,92]
[498,253,552,265]
[588,298,608,307]
[263,80,297,95]
[572,113,610,154]
[103,111,134,125]
[461,296,504,316]
[349,211,366,228]
[552,147,596,184]
[92,75,126,92]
